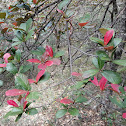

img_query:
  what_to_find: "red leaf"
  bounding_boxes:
[110,84,120,93]
[12,22,17,26]
[45,60,53,66]
[3,53,11,63]
[104,29,114,46]
[36,69,45,82]
[110,84,126,94]
[38,64,47,70]
[25,91,30,99]
[104,46,114,51]
[0,64,6,67]
[99,76,107,91]
[1,28,8,34]
[27,59,41,63]
[6,89,28,96]
[72,72,82,77]
[14,46,18,50]
[89,76,99,86]
[41,52,48,62]
[90,76,108,91]
[78,22,88,28]
[28,79,36,84]
[50,58,61,65]
[7,100,19,107]
[60,98,73,104]
[33,0,37,4]
[57,9,65,15]
[46,45,53,57]
[0,22,4,24]
[124,87,126,91]
[122,113,126,119]
[23,101,27,109]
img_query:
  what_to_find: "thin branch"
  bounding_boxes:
[31,0,62,19]
[111,6,126,28]
[71,46,97,57]
[99,0,112,28]
[66,21,74,83]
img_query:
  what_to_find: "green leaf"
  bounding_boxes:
[12,42,22,47]
[84,24,96,29]
[72,81,84,90]
[0,80,3,87]
[38,72,50,84]
[13,37,21,42]
[20,23,26,31]
[26,92,40,101]
[68,108,79,116]
[66,10,74,17]
[26,18,32,32]
[37,47,45,53]
[19,64,32,73]
[112,60,126,66]
[60,103,68,108]
[92,57,104,69]
[113,38,122,47]
[25,30,34,41]
[15,73,30,90]
[119,86,125,94]
[71,79,89,90]
[11,107,23,115]
[79,13,90,23]
[56,109,67,118]
[99,28,108,36]
[6,63,18,75]
[99,28,115,36]
[75,95,88,103]
[109,96,123,108]
[58,0,70,9]
[4,111,12,118]
[89,37,104,46]
[15,49,21,62]
[31,48,45,56]
[96,50,110,61]
[54,50,65,58]
[15,113,22,122]
[102,70,122,84]
[83,69,99,79]
[15,31,23,41]
[25,108,38,115]
[4,108,23,118]
[122,99,126,108]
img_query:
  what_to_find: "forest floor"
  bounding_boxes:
[0,0,126,126]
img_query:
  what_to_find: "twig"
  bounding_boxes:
[99,0,112,28]
[71,46,97,57]
[111,6,126,28]
[31,0,62,19]
[66,21,75,83]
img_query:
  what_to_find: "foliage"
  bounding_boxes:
[0,0,126,125]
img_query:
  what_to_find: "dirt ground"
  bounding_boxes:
[0,0,126,126]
